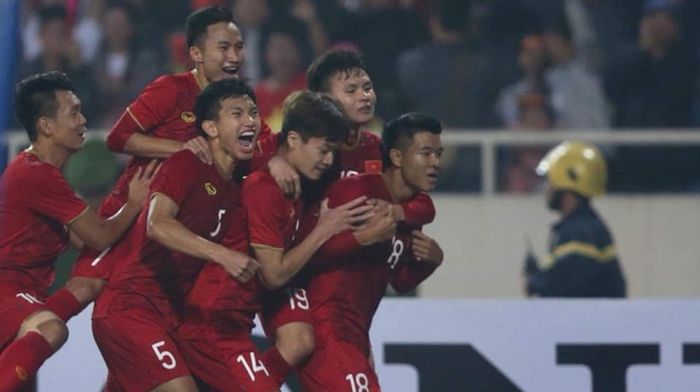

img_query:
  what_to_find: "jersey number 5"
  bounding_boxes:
[151,341,177,370]
[210,209,226,237]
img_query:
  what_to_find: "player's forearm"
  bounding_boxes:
[146,216,222,261]
[122,133,184,159]
[268,228,330,289]
[74,201,141,250]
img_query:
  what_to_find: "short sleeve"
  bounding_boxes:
[23,165,88,225]
[150,151,201,206]
[244,173,287,249]
[126,75,179,134]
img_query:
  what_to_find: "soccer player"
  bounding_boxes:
[45,5,255,325]
[254,49,437,385]
[92,78,260,392]
[0,71,154,391]
[174,90,377,391]
[298,112,445,391]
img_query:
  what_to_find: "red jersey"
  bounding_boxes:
[305,173,438,355]
[104,71,203,214]
[0,152,87,294]
[245,170,302,251]
[102,70,272,216]
[252,130,434,226]
[95,150,240,317]
[180,200,266,337]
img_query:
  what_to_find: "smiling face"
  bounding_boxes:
[191,21,245,82]
[206,95,260,161]
[395,131,443,192]
[42,90,87,152]
[287,133,339,180]
[327,67,376,129]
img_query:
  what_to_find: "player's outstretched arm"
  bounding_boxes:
[255,196,372,289]
[68,161,158,250]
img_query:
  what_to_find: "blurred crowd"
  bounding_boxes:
[16,0,700,193]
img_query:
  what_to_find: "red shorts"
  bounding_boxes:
[259,286,313,340]
[299,336,381,392]
[0,289,46,351]
[92,291,189,391]
[177,325,278,392]
[71,193,126,280]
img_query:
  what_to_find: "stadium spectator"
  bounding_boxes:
[23,5,98,121]
[523,141,627,297]
[231,0,271,84]
[91,1,162,128]
[499,92,553,193]
[542,21,611,129]
[254,21,309,131]
[603,0,696,128]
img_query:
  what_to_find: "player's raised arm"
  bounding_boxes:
[68,160,158,250]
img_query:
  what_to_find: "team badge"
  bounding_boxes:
[15,366,28,381]
[181,111,196,123]
[205,182,217,196]
[365,160,382,173]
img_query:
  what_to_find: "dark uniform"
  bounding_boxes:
[526,202,626,297]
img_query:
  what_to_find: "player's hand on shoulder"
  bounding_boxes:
[411,230,443,266]
[182,136,213,164]
[215,248,260,283]
[127,160,160,207]
[268,155,300,198]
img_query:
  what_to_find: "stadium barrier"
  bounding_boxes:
[40,299,700,391]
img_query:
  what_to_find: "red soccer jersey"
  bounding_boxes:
[104,71,203,214]
[0,152,88,294]
[101,70,272,216]
[305,173,438,355]
[251,129,434,226]
[95,150,240,317]
[244,170,302,251]
[179,199,267,337]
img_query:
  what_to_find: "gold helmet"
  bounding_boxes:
[536,141,607,197]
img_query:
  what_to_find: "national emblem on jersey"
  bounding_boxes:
[180,111,196,123]
[205,182,217,196]
[364,160,382,173]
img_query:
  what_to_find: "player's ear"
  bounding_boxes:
[287,130,301,149]
[189,45,203,64]
[201,120,218,138]
[36,116,53,137]
[389,148,403,168]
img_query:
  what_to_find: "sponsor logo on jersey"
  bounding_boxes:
[181,111,196,123]
[205,182,217,196]
[365,160,382,173]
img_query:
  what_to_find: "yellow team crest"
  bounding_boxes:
[204,182,217,196]
[181,111,196,123]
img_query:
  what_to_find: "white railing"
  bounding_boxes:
[5,129,700,194]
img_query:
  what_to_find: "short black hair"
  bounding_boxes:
[194,78,256,137]
[307,49,369,93]
[15,71,75,141]
[279,91,349,145]
[382,112,442,167]
[186,6,235,48]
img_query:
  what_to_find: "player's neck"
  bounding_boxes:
[191,68,209,90]
[342,126,363,150]
[211,142,237,179]
[381,169,415,204]
[25,141,72,168]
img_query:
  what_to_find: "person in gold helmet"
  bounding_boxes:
[523,141,627,297]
